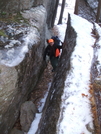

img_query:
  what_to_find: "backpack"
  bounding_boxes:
[51,36,60,46]
[51,36,61,57]
[55,48,60,57]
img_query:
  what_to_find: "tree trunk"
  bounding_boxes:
[96,0,101,23]
[58,0,66,24]
[51,0,60,28]
[74,0,79,15]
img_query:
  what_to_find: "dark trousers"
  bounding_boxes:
[50,57,59,71]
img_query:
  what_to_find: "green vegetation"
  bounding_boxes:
[0,11,7,16]
[0,12,29,24]
[0,30,7,37]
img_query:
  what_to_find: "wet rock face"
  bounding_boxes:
[0,5,47,134]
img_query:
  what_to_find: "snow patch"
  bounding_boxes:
[0,27,40,67]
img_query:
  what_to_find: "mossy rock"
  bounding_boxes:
[0,12,29,24]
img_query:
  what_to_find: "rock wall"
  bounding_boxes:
[0,0,57,132]
[0,0,50,13]
[78,0,101,22]
[78,0,96,22]
[0,3,54,133]
[91,23,101,133]
[0,0,34,13]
